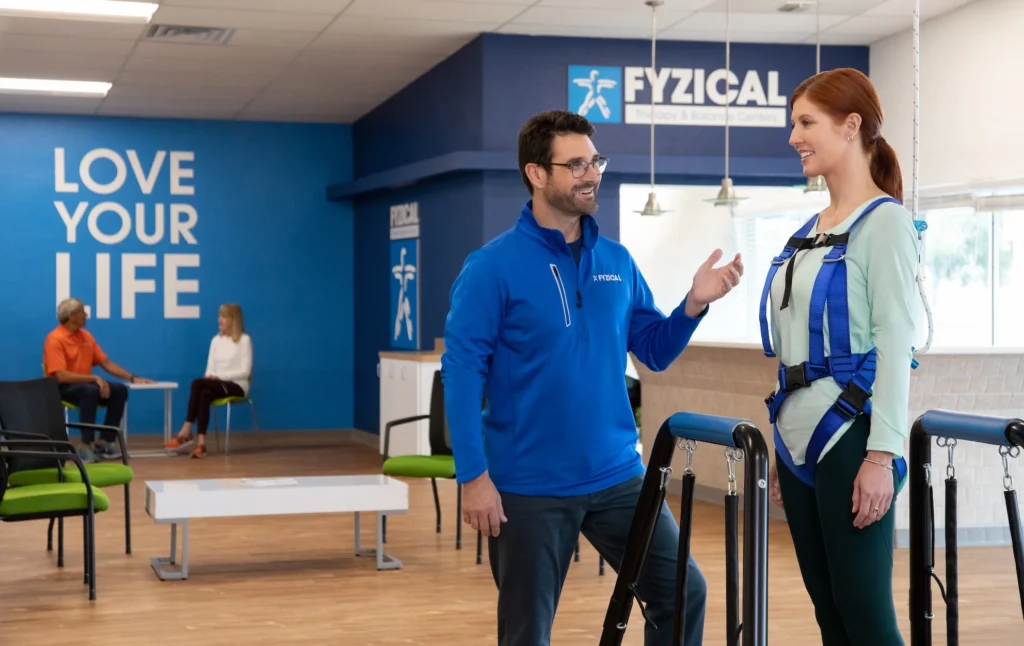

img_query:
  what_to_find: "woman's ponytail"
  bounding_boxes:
[871,136,903,203]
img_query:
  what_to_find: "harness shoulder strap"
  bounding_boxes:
[758,214,818,358]
[812,196,901,374]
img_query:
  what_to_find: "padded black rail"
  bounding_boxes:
[908,409,1024,646]
[599,412,769,646]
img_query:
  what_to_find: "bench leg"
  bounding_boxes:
[151,520,190,581]
[353,512,402,570]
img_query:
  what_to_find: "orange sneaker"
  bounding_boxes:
[165,435,193,450]
[190,445,207,459]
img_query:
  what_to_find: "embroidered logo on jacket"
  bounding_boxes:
[593,274,623,282]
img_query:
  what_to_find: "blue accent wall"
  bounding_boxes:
[0,114,354,434]
[352,173,484,433]
[479,35,869,161]
[341,33,871,434]
[353,39,484,178]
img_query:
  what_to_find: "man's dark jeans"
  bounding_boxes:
[488,474,707,646]
[59,381,127,444]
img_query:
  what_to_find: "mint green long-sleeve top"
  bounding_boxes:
[768,196,921,464]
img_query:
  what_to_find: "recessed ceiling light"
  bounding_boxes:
[0,1,158,24]
[0,77,112,97]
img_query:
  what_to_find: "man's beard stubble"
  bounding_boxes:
[544,182,599,217]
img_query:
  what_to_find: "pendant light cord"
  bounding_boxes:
[649,2,657,190]
[724,0,730,180]
[816,0,820,74]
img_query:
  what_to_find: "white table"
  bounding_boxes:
[124,381,178,457]
[144,474,409,580]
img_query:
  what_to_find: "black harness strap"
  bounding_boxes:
[672,471,697,646]
[725,491,740,646]
[778,231,850,310]
[1005,488,1024,620]
[945,476,959,645]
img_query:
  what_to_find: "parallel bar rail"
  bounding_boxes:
[908,409,1024,646]
[599,412,770,646]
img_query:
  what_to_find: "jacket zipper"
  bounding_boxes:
[549,264,572,327]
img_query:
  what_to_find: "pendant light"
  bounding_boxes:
[803,0,827,193]
[635,0,669,216]
[706,0,745,207]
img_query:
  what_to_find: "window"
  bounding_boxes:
[918,206,992,348]
[619,183,1024,351]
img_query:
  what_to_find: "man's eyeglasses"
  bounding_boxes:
[548,157,609,178]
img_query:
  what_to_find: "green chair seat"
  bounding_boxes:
[8,463,133,488]
[211,395,246,407]
[382,455,455,479]
[0,483,110,517]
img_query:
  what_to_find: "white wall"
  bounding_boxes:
[871,0,1024,191]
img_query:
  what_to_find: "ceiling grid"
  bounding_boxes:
[0,0,976,122]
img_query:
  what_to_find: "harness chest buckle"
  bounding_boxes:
[782,364,808,392]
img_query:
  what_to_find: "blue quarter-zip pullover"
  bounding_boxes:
[441,201,707,496]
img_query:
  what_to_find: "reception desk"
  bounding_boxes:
[377,340,444,458]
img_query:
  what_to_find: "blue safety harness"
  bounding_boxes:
[758,196,912,489]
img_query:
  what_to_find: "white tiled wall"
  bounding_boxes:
[636,346,1024,547]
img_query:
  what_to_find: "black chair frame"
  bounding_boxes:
[0,434,99,600]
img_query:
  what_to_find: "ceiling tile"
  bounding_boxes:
[537,0,714,9]
[151,6,337,31]
[323,15,500,36]
[237,109,354,123]
[225,29,321,49]
[0,51,127,77]
[664,28,815,44]
[665,11,849,33]
[699,0,885,13]
[122,54,292,75]
[96,103,243,119]
[0,16,144,39]
[865,0,976,20]
[114,69,277,89]
[0,95,102,114]
[310,30,473,56]
[823,15,912,35]
[0,34,138,57]
[130,40,304,63]
[497,23,658,40]
[105,84,260,102]
[509,5,694,29]
[344,0,527,22]
[161,0,353,12]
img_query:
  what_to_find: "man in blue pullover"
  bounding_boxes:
[441,110,743,646]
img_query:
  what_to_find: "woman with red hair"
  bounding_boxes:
[760,68,918,645]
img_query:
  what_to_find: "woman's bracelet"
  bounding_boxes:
[863,457,894,471]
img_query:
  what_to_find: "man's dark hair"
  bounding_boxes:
[517,110,595,194]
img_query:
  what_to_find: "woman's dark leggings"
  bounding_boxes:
[186,378,244,435]
[776,416,906,646]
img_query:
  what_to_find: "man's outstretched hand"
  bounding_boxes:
[685,249,743,316]
[462,471,507,537]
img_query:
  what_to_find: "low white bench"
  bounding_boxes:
[144,474,408,580]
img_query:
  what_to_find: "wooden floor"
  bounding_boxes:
[1,431,1021,645]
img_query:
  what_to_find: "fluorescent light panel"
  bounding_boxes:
[0,77,112,97]
[0,1,158,24]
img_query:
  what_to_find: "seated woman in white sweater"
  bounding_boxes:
[165,303,252,458]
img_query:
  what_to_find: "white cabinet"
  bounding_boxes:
[378,355,442,457]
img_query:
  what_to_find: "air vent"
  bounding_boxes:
[143,24,236,46]
[777,1,815,12]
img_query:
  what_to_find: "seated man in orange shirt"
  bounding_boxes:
[44,298,154,462]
